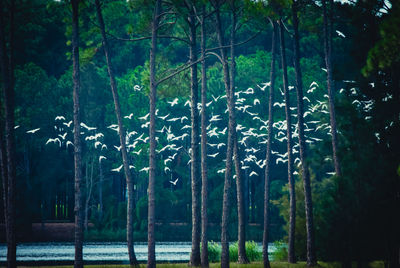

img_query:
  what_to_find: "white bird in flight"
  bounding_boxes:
[27,128,40,134]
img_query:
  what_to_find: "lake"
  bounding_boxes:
[0,242,276,264]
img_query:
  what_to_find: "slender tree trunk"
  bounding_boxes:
[322,0,341,177]
[292,1,316,265]
[214,4,233,267]
[0,1,16,266]
[229,7,249,264]
[200,5,209,267]
[71,0,84,267]
[148,1,161,267]
[98,158,103,222]
[188,5,201,266]
[84,157,94,232]
[94,1,139,265]
[278,18,296,267]
[262,18,277,268]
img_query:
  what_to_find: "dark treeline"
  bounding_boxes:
[0,0,399,267]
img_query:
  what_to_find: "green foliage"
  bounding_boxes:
[207,241,222,263]
[271,240,288,261]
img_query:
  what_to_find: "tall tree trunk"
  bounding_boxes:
[0,0,16,266]
[322,0,341,177]
[200,5,209,267]
[98,157,103,222]
[278,18,296,267]
[84,157,94,232]
[262,18,277,268]
[188,4,201,266]
[214,4,233,267]
[94,1,139,265]
[292,1,316,265]
[71,0,84,267]
[148,1,161,267]
[229,6,249,264]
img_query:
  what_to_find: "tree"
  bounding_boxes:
[322,0,341,177]
[94,0,139,265]
[0,0,17,267]
[291,0,316,265]
[262,18,277,268]
[212,1,234,266]
[187,2,201,266]
[229,2,249,263]
[147,1,161,267]
[200,4,209,267]
[278,16,296,266]
[71,0,84,267]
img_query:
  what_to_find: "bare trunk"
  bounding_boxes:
[262,18,277,268]
[84,157,94,232]
[278,18,296,267]
[188,5,201,266]
[323,0,341,177]
[98,158,103,222]
[200,5,209,267]
[292,1,316,265]
[148,1,161,267]
[71,0,84,267]
[94,0,139,265]
[0,1,16,266]
[215,4,232,268]
[229,8,249,264]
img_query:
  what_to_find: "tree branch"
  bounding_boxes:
[156,56,205,86]
[206,31,261,52]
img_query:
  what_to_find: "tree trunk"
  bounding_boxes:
[0,1,16,266]
[262,18,277,268]
[148,1,161,267]
[322,0,341,177]
[278,18,296,266]
[214,4,232,267]
[200,4,209,268]
[292,1,316,265]
[229,7,249,264]
[98,157,103,222]
[71,0,84,267]
[188,4,201,266]
[84,157,94,232]
[94,0,139,265]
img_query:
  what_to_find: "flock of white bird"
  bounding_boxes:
[21,77,380,183]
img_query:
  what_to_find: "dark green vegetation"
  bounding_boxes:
[0,0,399,267]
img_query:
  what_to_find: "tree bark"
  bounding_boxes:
[322,0,341,177]
[262,18,277,268]
[229,5,249,264]
[148,1,161,267]
[188,4,201,266]
[98,157,103,222]
[84,157,94,232]
[292,1,316,266]
[94,0,139,265]
[0,1,16,266]
[71,0,84,267]
[278,18,296,266]
[214,3,232,267]
[200,5,209,267]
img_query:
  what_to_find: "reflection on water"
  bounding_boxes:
[0,242,274,262]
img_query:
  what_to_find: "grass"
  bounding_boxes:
[12,260,386,268]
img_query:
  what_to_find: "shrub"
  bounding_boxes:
[245,241,262,261]
[271,240,288,261]
[207,241,221,262]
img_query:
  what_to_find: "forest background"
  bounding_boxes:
[0,0,399,266]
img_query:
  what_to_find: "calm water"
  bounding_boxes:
[0,242,275,262]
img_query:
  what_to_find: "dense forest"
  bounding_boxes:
[0,0,399,267]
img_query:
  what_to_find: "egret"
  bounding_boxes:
[249,171,258,177]
[66,141,74,148]
[99,155,106,162]
[124,113,134,119]
[169,178,179,185]
[207,152,219,158]
[80,122,96,131]
[167,98,179,107]
[139,167,150,173]
[111,165,123,172]
[63,121,73,127]
[27,128,40,134]
[55,116,66,121]
[335,30,345,38]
